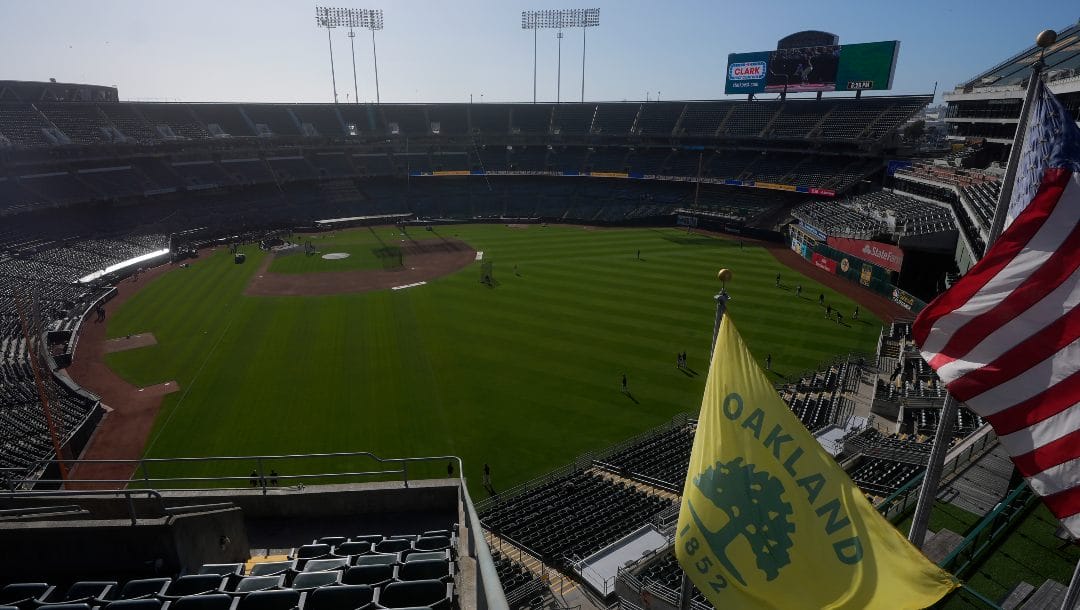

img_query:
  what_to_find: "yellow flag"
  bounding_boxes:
[676,315,957,609]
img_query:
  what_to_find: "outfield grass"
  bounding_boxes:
[104,225,884,495]
[268,226,412,273]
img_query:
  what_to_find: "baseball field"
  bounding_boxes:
[97,224,885,494]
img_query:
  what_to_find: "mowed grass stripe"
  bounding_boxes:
[104,224,882,495]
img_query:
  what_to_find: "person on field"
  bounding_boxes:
[853,306,859,321]
[270,470,279,486]
[819,293,825,305]
[447,462,455,477]
[775,272,781,287]
[836,311,843,325]
[765,354,772,371]
[826,304,832,318]
[795,285,802,298]
[483,463,492,492]
[621,373,629,393]
[249,470,258,487]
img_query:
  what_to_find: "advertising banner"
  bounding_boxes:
[812,252,837,274]
[725,41,899,94]
[827,237,904,273]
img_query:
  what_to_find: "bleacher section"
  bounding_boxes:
[480,470,674,568]
[0,526,459,610]
[791,200,885,239]
[0,234,168,482]
[842,191,957,236]
[0,97,929,149]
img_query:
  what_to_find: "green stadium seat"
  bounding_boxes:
[398,560,451,582]
[376,580,453,610]
[228,576,284,594]
[342,564,395,587]
[200,564,245,577]
[0,583,55,607]
[247,561,295,577]
[102,600,163,610]
[289,571,341,591]
[353,554,398,567]
[171,594,233,610]
[235,589,300,610]
[162,575,226,599]
[301,557,349,572]
[115,579,170,600]
[404,551,450,563]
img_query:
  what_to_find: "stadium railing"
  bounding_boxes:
[0,451,510,610]
[875,424,999,523]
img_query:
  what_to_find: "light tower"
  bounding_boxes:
[314,6,341,103]
[522,9,600,103]
[316,7,384,104]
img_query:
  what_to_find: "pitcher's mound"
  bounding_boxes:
[322,252,351,260]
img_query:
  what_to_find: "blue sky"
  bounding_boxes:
[1,0,1076,103]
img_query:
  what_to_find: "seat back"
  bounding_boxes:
[117,579,171,600]
[102,600,163,610]
[342,564,395,586]
[172,594,233,610]
[167,575,225,597]
[289,571,341,590]
[236,589,301,610]
[305,585,374,610]
[353,553,398,567]
[232,576,284,594]
[399,560,451,582]
[0,584,53,605]
[377,580,451,609]
[294,544,331,559]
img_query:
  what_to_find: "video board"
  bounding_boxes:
[725,41,899,94]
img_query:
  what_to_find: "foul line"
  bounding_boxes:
[142,313,240,454]
[392,281,427,291]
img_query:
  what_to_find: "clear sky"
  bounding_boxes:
[1,0,1077,104]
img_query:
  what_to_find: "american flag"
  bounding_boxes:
[913,80,1080,535]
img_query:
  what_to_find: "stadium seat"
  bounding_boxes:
[301,557,349,572]
[171,594,233,610]
[293,544,332,560]
[0,584,55,607]
[398,560,452,582]
[342,564,396,586]
[375,539,412,554]
[228,576,285,594]
[376,580,453,610]
[316,536,348,547]
[200,564,245,577]
[35,605,90,610]
[354,554,399,567]
[102,600,163,610]
[413,536,451,551]
[333,541,372,557]
[162,575,226,599]
[235,589,300,610]
[288,571,341,591]
[247,561,296,577]
[404,551,450,563]
[115,579,170,600]
[305,585,374,610]
[349,535,384,544]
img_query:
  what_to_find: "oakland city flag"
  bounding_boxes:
[676,315,957,609]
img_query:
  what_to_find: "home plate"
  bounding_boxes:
[322,252,350,260]
[475,251,484,261]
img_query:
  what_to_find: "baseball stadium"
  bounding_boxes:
[2,6,1080,610]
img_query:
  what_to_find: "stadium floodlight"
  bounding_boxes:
[316,7,384,105]
[522,8,600,103]
[315,6,341,103]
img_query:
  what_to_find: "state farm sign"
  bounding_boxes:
[729,61,766,81]
[827,237,904,273]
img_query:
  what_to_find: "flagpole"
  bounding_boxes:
[907,28,1055,550]
[985,30,1053,246]
[678,269,734,610]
